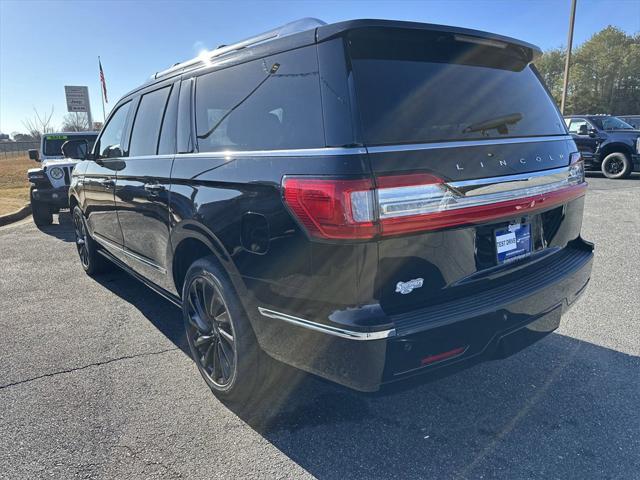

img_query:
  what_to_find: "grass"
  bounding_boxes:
[0,152,33,216]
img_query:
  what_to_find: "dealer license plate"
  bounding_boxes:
[495,223,532,264]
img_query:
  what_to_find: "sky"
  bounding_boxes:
[1,0,639,135]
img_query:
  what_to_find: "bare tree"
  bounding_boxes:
[62,112,90,132]
[22,107,55,141]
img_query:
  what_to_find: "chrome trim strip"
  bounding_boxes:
[258,307,396,341]
[173,136,571,158]
[448,166,571,196]
[377,165,581,219]
[96,249,181,307]
[367,135,572,154]
[93,233,167,274]
[176,146,367,159]
[449,166,569,189]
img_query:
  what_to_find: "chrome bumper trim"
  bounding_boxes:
[257,307,396,341]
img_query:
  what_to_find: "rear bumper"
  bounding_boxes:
[633,154,640,171]
[254,239,594,392]
[31,186,69,207]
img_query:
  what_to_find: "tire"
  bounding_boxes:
[601,152,632,179]
[30,188,52,227]
[72,206,110,275]
[182,256,270,411]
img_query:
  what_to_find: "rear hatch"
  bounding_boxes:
[346,27,587,313]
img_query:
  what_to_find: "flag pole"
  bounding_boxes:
[99,56,106,123]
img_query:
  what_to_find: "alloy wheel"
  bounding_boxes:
[605,158,623,175]
[73,211,89,268]
[186,275,237,388]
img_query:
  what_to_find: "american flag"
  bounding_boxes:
[99,58,108,104]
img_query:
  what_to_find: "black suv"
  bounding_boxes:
[68,19,593,406]
[564,115,640,179]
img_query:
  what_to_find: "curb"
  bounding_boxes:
[0,203,32,227]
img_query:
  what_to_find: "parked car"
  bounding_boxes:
[618,115,640,130]
[564,115,640,179]
[27,131,98,226]
[68,18,593,407]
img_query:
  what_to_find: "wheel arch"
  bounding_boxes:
[69,194,79,212]
[600,142,634,159]
[169,221,246,300]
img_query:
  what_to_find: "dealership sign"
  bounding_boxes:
[64,86,90,113]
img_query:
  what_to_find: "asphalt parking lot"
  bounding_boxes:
[0,173,638,479]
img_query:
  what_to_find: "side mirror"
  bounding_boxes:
[577,124,589,136]
[104,144,123,158]
[588,128,598,138]
[28,149,40,162]
[61,139,89,160]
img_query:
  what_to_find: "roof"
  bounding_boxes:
[123,18,543,100]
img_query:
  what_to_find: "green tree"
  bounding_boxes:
[535,26,640,115]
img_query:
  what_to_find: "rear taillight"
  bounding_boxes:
[282,177,377,239]
[283,154,586,240]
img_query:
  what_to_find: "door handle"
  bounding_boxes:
[144,183,165,194]
[100,179,115,188]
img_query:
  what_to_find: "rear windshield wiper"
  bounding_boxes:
[463,113,523,135]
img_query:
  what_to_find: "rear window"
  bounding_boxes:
[347,28,566,146]
[195,45,324,152]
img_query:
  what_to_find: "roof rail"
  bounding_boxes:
[152,17,326,80]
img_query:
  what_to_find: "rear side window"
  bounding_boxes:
[129,86,171,157]
[347,28,566,145]
[195,45,324,152]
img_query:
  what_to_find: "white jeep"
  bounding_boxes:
[27,132,98,226]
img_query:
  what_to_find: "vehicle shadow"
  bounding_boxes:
[91,267,639,479]
[34,210,76,242]
[92,268,190,356]
[244,334,639,479]
[586,171,640,180]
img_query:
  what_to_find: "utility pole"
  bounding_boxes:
[561,0,577,114]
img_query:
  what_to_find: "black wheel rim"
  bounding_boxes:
[186,275,237,388]
[606,158,623,174]
[73,212,89,268]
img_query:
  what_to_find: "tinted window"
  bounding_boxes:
[129,86,171,157]
[97,102,131,158]
[590,116,634,130]
[158,84,179,155]
[348,28,566,145]
[195,45,324,151]
[568,119,589,134]
[43,134,97,156]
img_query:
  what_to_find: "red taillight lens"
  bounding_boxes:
[282,177,377,239]
[283,158,587,240]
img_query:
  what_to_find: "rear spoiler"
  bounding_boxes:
[316,19,542,62]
